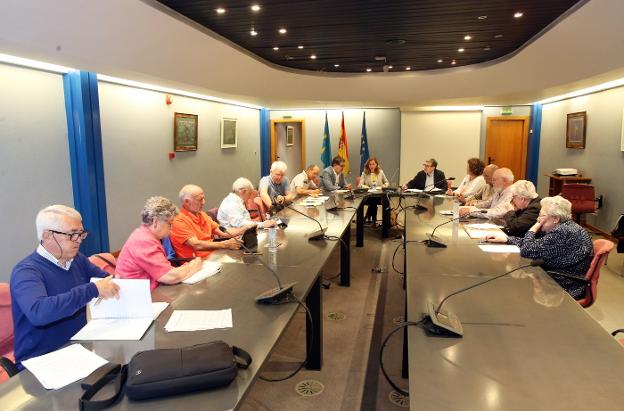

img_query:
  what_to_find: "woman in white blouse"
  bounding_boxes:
[359,157,389,223]
[448,157,486,198]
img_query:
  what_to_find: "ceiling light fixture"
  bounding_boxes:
[405,66,411,71]
[273,46,279,51]
[334,64,340,67]
[251,4,261,12]
[278,28,287,34]
[250,29,258,36]
[478,15,487,20]
[437,59,443,63]
[464,35,472,40]
[298,45,304,49]
[310,54,316,59]
[483,46,491,51]
[366,68,372,72]
[451,60,457,65]
[458,48,465,52]
[514,12,524,18]
[494,34,503,39]
[216,7,226,14]
[388,65,393,69]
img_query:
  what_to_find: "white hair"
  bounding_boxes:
[541,196,572,222]
[496,168,515,183]
[178,184,203,203]
[35,205,82,240]
[270,161,287,174]
[232,177,254,192]
[511,180,538,199]
[141,196,178,225]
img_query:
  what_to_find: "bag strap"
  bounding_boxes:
[232,346,252,370]
[79,365,127,411]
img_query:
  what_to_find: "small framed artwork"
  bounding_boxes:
[221,118,237,148]
[173,113,198,152]
[286,126,295,146]
[566,111,586,149]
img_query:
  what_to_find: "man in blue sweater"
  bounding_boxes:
[10,205,120,368]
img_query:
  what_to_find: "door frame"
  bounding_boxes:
[270,119,306,169]
[485,116,530,180]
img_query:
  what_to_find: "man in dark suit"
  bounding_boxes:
[403,158,447,191]
[320,156,352,192]
[498,180,541,237]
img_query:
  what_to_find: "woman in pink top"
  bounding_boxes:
[116,196,202,289]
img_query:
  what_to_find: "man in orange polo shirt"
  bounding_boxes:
[170,184,240,258]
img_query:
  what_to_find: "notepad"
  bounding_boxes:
[183,261,222,284]
[164,309,233,332]
[22,344,108,390]
[72,279,156,341]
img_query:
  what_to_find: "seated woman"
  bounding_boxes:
[358,157,389,223]
[448,157,486,200]
[497,180,541,237]
[487,196,593,299]
[116,196,203,289]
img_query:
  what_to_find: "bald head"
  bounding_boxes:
[179,184,205,214]
[482,164,499,185]
[492,168,514,191]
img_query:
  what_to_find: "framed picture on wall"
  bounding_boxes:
[173,113,198,152]
[286,126,294,146]
[221,118,237,148]
[566,111,586,149]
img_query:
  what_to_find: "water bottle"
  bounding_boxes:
[452,200,460,219]
[268,227,278,251]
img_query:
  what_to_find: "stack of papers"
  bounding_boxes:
[478,244,521,253]
[464,223,504,239]
[301,196,329,207]
[183,261,222,284]
[164,309,233,332]
[22,344,108,390]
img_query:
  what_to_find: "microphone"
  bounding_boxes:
[424,176,455,192]
[285,205,326,241]
[387,168,399,186]
[424,259,545,337]
[424,209,487,248]
[218,225,296,305]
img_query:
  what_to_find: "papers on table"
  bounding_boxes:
[72,279,155,341]
[301,196,329,207]
[164,309,233,332]
[464,225,504,239]
[465,223,504,229]
[22,344,108,390]
[334,189,349,193]
[183,261,222,284]
[478,244,521,254]
[405,188,423,193]
[440,210,454,216]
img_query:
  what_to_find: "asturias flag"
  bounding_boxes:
[320,112,332,168]
[338,112,350,174]
[359,111,370,175]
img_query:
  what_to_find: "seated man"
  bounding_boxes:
[170,184,240,259]
[461,164,498,205]
[10,205,120,367]
[402,158,447,191]
[497,180,541,237]
[290,164,321,196]
[320,156,352,192]
[218,178,277,230]
[116,196,203,289]
[459,167,514,220]
[259,161,296,209]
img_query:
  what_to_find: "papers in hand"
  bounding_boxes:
[478,244,521,254]
[22,344,108,390]
[164,309,233,332]
[183,261,222,284]
[72,279,157,341]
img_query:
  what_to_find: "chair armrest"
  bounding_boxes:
[168,257,195,267]
[546,270,590,285]
[611,329,624,337]
[0,356,18,377]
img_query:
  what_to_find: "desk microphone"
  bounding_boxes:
[423,259,544,337]
[285,205,327,241]
[424,210,487,248]
[423,176,455,192]
[218,225,296,305]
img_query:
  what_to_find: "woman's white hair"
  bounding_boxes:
[270,161,287,174]
[541,196,572,221]
[232,177,254,192]
[511,180,538,199]
[141,196,178,225]
[35,205,82,240]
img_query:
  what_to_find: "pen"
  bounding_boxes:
[94,297,102,306]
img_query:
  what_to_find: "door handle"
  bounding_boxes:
[488,156,495,164]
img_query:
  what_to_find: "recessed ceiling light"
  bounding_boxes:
[278,28,287,34]
[483,46,491,51]
[478,15,487,20]
[251,4,261,12]
[388,65,393,69]
[250,29,258,36]
[273,46,279,51]
[464,35,472,40]
[437,59,443,63]
[298,45,304,49]
[451,60,457,65]
[310,54,316,59]
[216,7,226,14]
[366,68,372,72]
[494,34,503,39]
[405,66,411,71]
[514,11,523,18]
[458,48,465,52]
[334,64,340,67]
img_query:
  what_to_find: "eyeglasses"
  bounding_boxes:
[49,230,89,242]
[423,163,433,168]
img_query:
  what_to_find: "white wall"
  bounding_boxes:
[400,111,482,184]
[98,82,261,250]
[0,63,73,281]
[538,87,624,232]
[269,109,401,183]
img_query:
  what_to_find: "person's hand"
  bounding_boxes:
[529,221,542,233]
[485,234,508,243]
[96,276,120,300]
[263,219,277,228]
[401,184,407,191]
[309,189,321,197]
[459,207,471,217]
[187,257,203,273]
[346,183,352,190]
[457,193,466,204]
[222,238,241,250]
[446,189,454,196]
[275,195,285,205]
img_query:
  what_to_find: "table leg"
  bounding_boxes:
[305,275,322,370]
[356,199,364,247]
[381,194,390,239]
[341,223,351,287]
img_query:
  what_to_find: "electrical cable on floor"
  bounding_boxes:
[259,295,314,382]
[379,319,427,396]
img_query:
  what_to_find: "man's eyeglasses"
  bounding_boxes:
[49,230,89,242]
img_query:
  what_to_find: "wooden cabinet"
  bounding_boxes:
[545,174,592,196]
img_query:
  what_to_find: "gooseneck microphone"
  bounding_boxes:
[424,259,545,337]
[285,204,326,241]
[218,225,296,305]
[423,176,455,192]
[424,209,487,248]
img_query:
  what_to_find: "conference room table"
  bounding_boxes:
[403,196,624,410]
[0,196,363,411]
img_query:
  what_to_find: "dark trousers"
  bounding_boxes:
[365,197,380,221]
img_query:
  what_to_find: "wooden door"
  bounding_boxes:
[270,119,306,181]
[485,116,529,180]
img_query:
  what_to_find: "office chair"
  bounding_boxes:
[0,283,18,382]
[611,329,624,346]
[560,184,603,224]
[88,253,117,275]
[206,207,219,221]
[246,190,266,221]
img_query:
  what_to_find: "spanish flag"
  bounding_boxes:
[338,112,350,174]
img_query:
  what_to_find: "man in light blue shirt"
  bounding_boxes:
[218,178,276,230]
[258,161,295,209]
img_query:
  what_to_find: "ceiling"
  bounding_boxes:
[156,0,582,73]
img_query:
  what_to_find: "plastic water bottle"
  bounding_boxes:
[268,227,278,251]
[452,200,460,219]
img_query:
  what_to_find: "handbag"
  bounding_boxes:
[79,341,252,410]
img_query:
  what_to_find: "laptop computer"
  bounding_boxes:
[242,226,258,252]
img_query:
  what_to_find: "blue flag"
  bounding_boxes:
[359,112,370,175]
[320,112,332,168]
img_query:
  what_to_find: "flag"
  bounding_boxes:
[320,112,332,168]
[338,112,350,174]
[359,111,370,175]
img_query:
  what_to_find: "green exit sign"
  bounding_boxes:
[501,107,513,115]
[282,115,292,119]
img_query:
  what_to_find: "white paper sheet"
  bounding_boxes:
[22,344,108,390]
[405,188,423,193]
[182,261,222,284]
[151,302,169,319]
[72,318,153,341]
[89,278,152,319]
[465,223,504,229]
[478,244,521,254]
[164,309,233,332]
[465,229,501,239]
[440,210,454,216]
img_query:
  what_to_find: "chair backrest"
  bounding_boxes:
[561,184,596,213]
[0,283,14,383]
[206,207,219,222]
[88,253,117,276]
[576,239,614,308]
[246,190,266,222]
